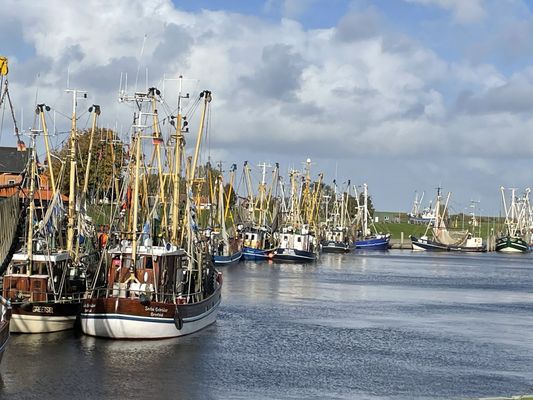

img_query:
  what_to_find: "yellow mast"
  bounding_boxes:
[309,173,323,231]
[243,161,255,224]
[187,90,212,301]
[149,87,168,237]
[65,89,86,256]
[171,77,187,244]
[189,90,211,181]
[36,104,56,198]
[26,132,37,273]
[74,104,100,263]
[224,163,236,221]
[131,131,142,262]
[264,162,279,224]
[82,105,100,196]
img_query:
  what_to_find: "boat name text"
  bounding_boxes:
[32,305,53,314]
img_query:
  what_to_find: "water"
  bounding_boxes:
[2,251,533,399]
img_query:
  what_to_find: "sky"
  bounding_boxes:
[2,0,533,215]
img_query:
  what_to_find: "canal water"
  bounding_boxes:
[1,250,533,399]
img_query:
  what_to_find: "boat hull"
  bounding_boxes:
[354,236,390,250]
[242,247,276,260]
[0,324,7,364]
[0,297,10,364]
[273,248,317,263]
[80,286,221,339]
[213,251,242,266]
[320,241,350,253]
[495,236,529,253]
[9,301,80,333]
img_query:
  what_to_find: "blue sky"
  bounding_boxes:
[2,0,533,214]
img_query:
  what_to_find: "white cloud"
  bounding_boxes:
[1,0,533,212]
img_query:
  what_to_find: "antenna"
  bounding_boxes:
[134,34,148,92]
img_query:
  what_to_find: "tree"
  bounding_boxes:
[50,128,124,200]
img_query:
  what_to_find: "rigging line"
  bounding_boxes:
[4,81,22,144]
[0,92,5,143]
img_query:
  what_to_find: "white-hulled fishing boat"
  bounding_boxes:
[81,85,222,339]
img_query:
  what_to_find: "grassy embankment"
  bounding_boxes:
[372,214,504,240]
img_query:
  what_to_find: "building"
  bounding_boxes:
[0,146,66,202]
[0,146,28,196]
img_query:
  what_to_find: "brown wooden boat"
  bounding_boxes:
[2,252,85,333]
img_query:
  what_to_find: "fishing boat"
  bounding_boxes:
[240,162,279,260]
[496,187,530,253]
[496,235,529,253]
[410,188,486,252]
[274,161,321,262]
[1,80,93,332]
[81,85,222,339]
[407,191,436,225]
[353,184,390,250]
[410,234,485,252]
[320,180,351,253]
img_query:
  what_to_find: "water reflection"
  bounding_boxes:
[2,250,533,399]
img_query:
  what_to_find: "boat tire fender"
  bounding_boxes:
[174,310,183,330]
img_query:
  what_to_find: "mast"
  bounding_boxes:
[189,90,211,181]
[37,104,56,197]
[82,105,100,196]
[171,76,188,244]
[309,173,323,232]
[130,128,142,262]
[257,162,271,227]
[65,88,86,256]
[148,87,168,236]
[243,161,255,224]
[264,163,279,224]
[224,163,237,221]
[363,183,368,236]
[218,175,229,248]
[26,132,37,271]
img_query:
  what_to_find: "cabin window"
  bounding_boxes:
[245,234,250,240]
[297,237,302,242]
[8,179,15,185]
[32,261,46,275]
[145,257,153,269]
[284,236,288,241]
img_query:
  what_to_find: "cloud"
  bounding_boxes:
[334,7,383,42]
[239,44,304,101]
[2,0,533,213]
[264,0,319,18]
[404,0,487,23]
